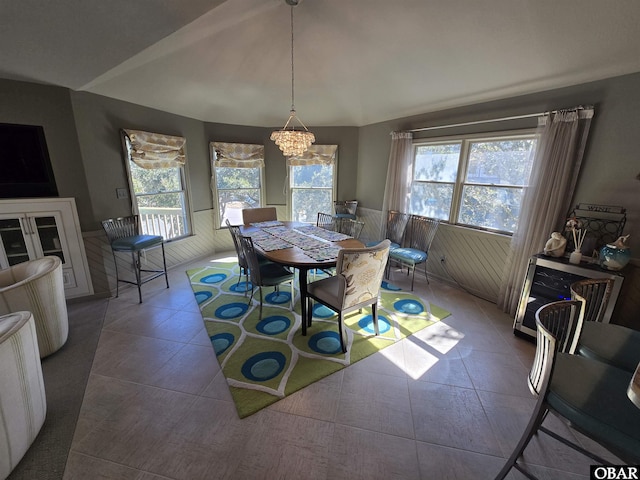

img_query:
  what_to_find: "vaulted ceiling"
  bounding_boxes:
[2,0,640,127]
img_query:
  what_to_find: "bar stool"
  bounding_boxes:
[101,215,169,303]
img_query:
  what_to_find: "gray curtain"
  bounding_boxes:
[498,107,594,315]
[381,132,413,236]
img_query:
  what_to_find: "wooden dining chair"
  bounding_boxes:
[570,278,640,373]
[305,240,390,353]
[495,300,640,479]
[242,207,277,225]
[239,235,294,320]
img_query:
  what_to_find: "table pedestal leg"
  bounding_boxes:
[299,266,310,335]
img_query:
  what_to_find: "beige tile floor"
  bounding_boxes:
[61,254,615,479]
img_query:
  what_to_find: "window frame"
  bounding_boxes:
[410,129,538,235]
[122,133,193,242]
[288,160,337,224]
[212,163,266,229]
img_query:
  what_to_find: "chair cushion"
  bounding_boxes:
[307,276,341,311]
[577,322,640,373]
[548,354,640,463]
[365,241,400,250]
[111,234,163,252]
[390,247,427,265]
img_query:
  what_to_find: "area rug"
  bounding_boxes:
[187,261,451,418]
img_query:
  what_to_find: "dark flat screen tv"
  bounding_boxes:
[0,123,59,198]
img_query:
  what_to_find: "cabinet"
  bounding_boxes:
[0,198,93,298]
[513,254,624,339]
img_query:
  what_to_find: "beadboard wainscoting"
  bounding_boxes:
[357,207,511,303]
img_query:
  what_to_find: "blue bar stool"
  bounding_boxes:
[101,215,169,303]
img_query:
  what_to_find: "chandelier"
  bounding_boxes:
[270,0,315,157]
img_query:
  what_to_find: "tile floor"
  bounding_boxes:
[61,254,617,479]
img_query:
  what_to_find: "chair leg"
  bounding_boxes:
[423,262,429,285]
[410,264,416,291]
[495,400,550,480]
[258,287,263,320]
[372,302,379,335]
[338,312,347,353]
[133,251,143,303]
[111,250,120,298]
[161,242,169,289]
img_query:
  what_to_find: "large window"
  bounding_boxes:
[410,132,537,233]
[123,130,191,240]
[288,145,337,223]
[211,142,265,227]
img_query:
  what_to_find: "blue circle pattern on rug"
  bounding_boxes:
[382,280,402,291]
[215,302,249,319]
[241,352,286,381]
[358,315,391,334]
[256,315,291,335]
[394,299,424,314]
[313,304,335,318]
[265,291,291,304]
[200,273,227,284]
[230,281,252,293]
[210,333,234,356]
[194,290,213,304]
[309,331,342,355]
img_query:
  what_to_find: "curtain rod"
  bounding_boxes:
[408,106,590,133]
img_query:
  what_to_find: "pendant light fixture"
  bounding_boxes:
[270,0,315,157]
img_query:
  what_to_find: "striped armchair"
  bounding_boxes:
[0,256,68,358]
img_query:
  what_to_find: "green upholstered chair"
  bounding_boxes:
[238,235,294,320]
[570,278,640,373]
[0,256,68,358]
[388,215,439,291]
[305,240,391,353]
[495,300,640,479]
[101,215,168,303]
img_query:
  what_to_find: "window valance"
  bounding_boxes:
[286,145,337,166]
[123,129,186,169]
[212,142,265,168]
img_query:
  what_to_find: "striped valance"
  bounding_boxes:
[212,142,265,168]
[123,129,186,169]
[286,145,337,166]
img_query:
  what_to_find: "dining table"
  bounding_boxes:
[239,220,364,334]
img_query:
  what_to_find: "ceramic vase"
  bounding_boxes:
[599,244,631,271]
[569,250,582,264]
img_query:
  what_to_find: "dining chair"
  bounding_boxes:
[495,300,640,479]
[388,215,439,290]
[338,218,365,239]
[305,239,391,353]
[226,219,250,293]
[333,200,358,220]
[242,207,277,225]
[316,212,336,231]
[238,235,294,320]
[570,278,640,373]
[101,215,169,303]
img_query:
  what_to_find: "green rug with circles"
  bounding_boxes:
[187,260,451,418]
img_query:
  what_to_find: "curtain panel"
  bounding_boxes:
[286,145,337,166]
[498,107,594,315]
[123,129,186,169]
[212,142,265,168]
[381,132,413,236]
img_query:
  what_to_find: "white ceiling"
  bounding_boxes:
[2,0,640,127]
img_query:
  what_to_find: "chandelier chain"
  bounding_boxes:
[290,5,295,112]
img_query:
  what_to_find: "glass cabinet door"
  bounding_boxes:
[33,215,66,264]
[0,217,31,266]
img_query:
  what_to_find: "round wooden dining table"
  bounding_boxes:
[240,221,363,333]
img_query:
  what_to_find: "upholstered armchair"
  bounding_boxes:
[0,311,47,479]
[0,256,68,358]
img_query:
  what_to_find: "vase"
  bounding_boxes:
[569,250,582,264]
[599,244,631,271]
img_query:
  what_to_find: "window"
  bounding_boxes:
[288,145,337,223]
[211,142,264,227]
[410,132,537,233]
[123,130,191,240]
